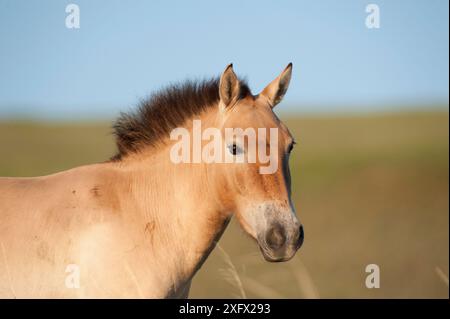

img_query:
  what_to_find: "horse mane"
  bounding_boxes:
[112,77,251,160]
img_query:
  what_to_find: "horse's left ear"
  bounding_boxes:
[260,63,293,108]
[219,63,241,109]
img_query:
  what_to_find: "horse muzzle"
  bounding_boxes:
[257,222,304,262]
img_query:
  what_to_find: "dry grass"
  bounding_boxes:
[435,267,449,287]
[216,244,247,299]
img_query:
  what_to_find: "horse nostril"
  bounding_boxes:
[296,225,304,249]
[265,225,287,250]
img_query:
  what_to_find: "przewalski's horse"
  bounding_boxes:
[0,64,303,298]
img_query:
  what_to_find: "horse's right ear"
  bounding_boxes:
[219,64,240,108]
[260,63,293,108]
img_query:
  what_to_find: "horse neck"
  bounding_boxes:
[114,114,231,283]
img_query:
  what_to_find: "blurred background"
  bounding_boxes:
[0,0,448,298]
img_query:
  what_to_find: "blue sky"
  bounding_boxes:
[0,0,448,118]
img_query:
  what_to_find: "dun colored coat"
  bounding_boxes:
[0,64,303,298]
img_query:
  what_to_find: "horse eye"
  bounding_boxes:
[229,144,242,155]
[287,143,295,154]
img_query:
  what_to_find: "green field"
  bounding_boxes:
[0,110,448,298]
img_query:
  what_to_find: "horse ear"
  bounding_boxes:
[219,63,240,108]
[260,63,293,108]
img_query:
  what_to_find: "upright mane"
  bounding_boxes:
[112,77,251,159]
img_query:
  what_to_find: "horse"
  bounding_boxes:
[0,64,304,298]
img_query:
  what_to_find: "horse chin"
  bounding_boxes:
[258,246,296,263]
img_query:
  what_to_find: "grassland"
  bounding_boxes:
[0,110,448,298]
